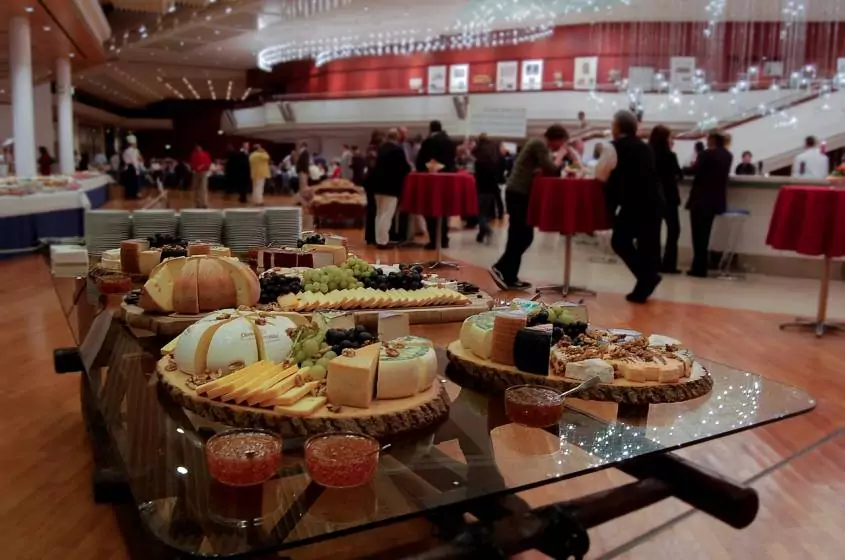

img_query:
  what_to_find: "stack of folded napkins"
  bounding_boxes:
[50,245,89,278]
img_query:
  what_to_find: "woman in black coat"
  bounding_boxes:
[472,134,501,243]
[648,125,684,273]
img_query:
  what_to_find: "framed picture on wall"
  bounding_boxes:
[670,56,696,92]
[449,64,469,94]
[521,59,544,91]
[496,61,518,91]
[428,65,447,94]
[574,56,598,90]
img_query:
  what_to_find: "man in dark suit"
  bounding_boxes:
[415,120,457,249]
[686,131,733,277]
[371,129,412,249]
[596,110,664,303]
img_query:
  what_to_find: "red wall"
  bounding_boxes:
[251,22,845,98]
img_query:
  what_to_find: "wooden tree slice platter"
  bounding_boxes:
[122,291,493,337]
[445,341,713,405]
[156,358,451,440]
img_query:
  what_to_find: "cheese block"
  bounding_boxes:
[314,310,355,331]
[138,249,162,276]
[489,311,527,366]
[325,234,347,247]
[377,337,436,398]
[378,312,410,342]
[309,248,334,268]
[564,359,615,383]
[259,248,314,271]
[221,362,287,403]
[120,239,149,274]
[459,312,496,360]
[216,257,260,307]
[648,334,682,348]
[197,258,237,312]
[513,325,553,376]
[188,242,213,256]
[141,257,188,313]
[274,396,326,417]
[195,360,268,398]
[326,343,381,408]
[303,244,347,265]
[261,380,320,407]
[609,357,686,383]
[245,364,300,405]
[172,257,200,314]
[210,246,231,257]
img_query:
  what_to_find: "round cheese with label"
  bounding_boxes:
[173,310,296,375]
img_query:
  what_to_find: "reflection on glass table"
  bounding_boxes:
[75,311,814,558]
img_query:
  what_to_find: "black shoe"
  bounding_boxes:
[489,266,507,290]
[508,280,532,290]
[625,291,649,304]
[442,241,450,249]
[424,242,436,250]
[476,231,486,243]
[686,270,708,278]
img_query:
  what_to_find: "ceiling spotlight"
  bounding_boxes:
[217,130,224,135]
[24,6,34,13]
[225,7,232,14]
[69,53,75,58]
[43,26,51,31]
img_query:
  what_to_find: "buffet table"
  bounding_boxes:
[0,174,112,255]
[49,261,816,559]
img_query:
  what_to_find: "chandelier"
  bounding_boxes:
[258,0,632,70]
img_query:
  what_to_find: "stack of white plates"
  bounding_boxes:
[180,209,224,243]
[84,210,131,257]
[224,208,266,252]
[265,206,302,247]
[133,209,177,239]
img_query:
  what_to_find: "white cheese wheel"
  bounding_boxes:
[377,337,436,399]
[459,312,496,360]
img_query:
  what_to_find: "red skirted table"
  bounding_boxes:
[401,172,479,268]
[527,177,610,296]
[766,185,845,336]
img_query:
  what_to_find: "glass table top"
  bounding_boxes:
[47,266,816,557]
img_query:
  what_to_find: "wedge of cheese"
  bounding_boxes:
[261,381,321,407]
[172,257,200,314]
[197,258,237,312]
[274,396,326,417]
[217,257,260,307]
[161,334,181,355]
[141,257,187,313]
[326,343,381,408]
[244,364,299,406]
[220,362,286,403]
[195,360,268,398]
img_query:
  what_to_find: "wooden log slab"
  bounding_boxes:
[121,290,493,337]
[445,340,713,405]
[156,357,451,441]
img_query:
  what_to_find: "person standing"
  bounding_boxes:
[189,143,212,208]
[686,131,733,278]
[340,144,353,180]
[249,144,271,206]
[490,124,568,290]
[371,129,412,250]
[229,142,251,203]
[472,134,500,244]
[415,120,457,249]
[38,146,54,175]
[792,136,829,178]
[122,135,142,199]
[350,145,366,186]
[363,130,385,245]
[735,151,756,175]
[596,110,664,303]
[649,125,684,274]
[295,142,311,193]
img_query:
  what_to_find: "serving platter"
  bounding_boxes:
[445,340,713,405]
[156,357,451,440]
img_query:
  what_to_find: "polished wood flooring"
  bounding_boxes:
[1,191,842,559]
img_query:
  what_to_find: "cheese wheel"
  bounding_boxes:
[197,258,237,312]
[172,258,200,314]
[138,250,162,276]
[120,239,149,274]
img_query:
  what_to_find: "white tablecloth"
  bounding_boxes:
[0,174,112,218]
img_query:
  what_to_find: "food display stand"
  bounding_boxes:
[50,259,815,559]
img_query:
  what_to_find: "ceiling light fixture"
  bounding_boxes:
[43,26,51,31]
[241,87,252,100]
[24,6,34,13]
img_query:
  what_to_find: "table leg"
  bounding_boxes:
[428,217,459,270]
[535,234,596,297]
[779,256,845,337]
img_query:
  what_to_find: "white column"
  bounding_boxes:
[9,16,36,177]
[56,58,75,174]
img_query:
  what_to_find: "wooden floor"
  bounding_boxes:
[1,191,843,559]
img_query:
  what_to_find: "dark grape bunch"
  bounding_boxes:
[148,233,186,249]
[161,244,188,260]
[296,233,325,248]
[259,273,303,304]
[552,322,589,344]
[456,281,480,294]
[362,265,424,291]
[124,289,141,306]
[325,325,375,355]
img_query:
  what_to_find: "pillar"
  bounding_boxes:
[56,57,74,174]
[9,16,36,177]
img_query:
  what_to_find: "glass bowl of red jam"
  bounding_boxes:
[304,432,380,489]
[205,429,282,487]
[505,385,565,428]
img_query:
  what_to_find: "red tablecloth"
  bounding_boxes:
[766,186,845,258]
[400,172,479,217]
[527,178,610,234]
